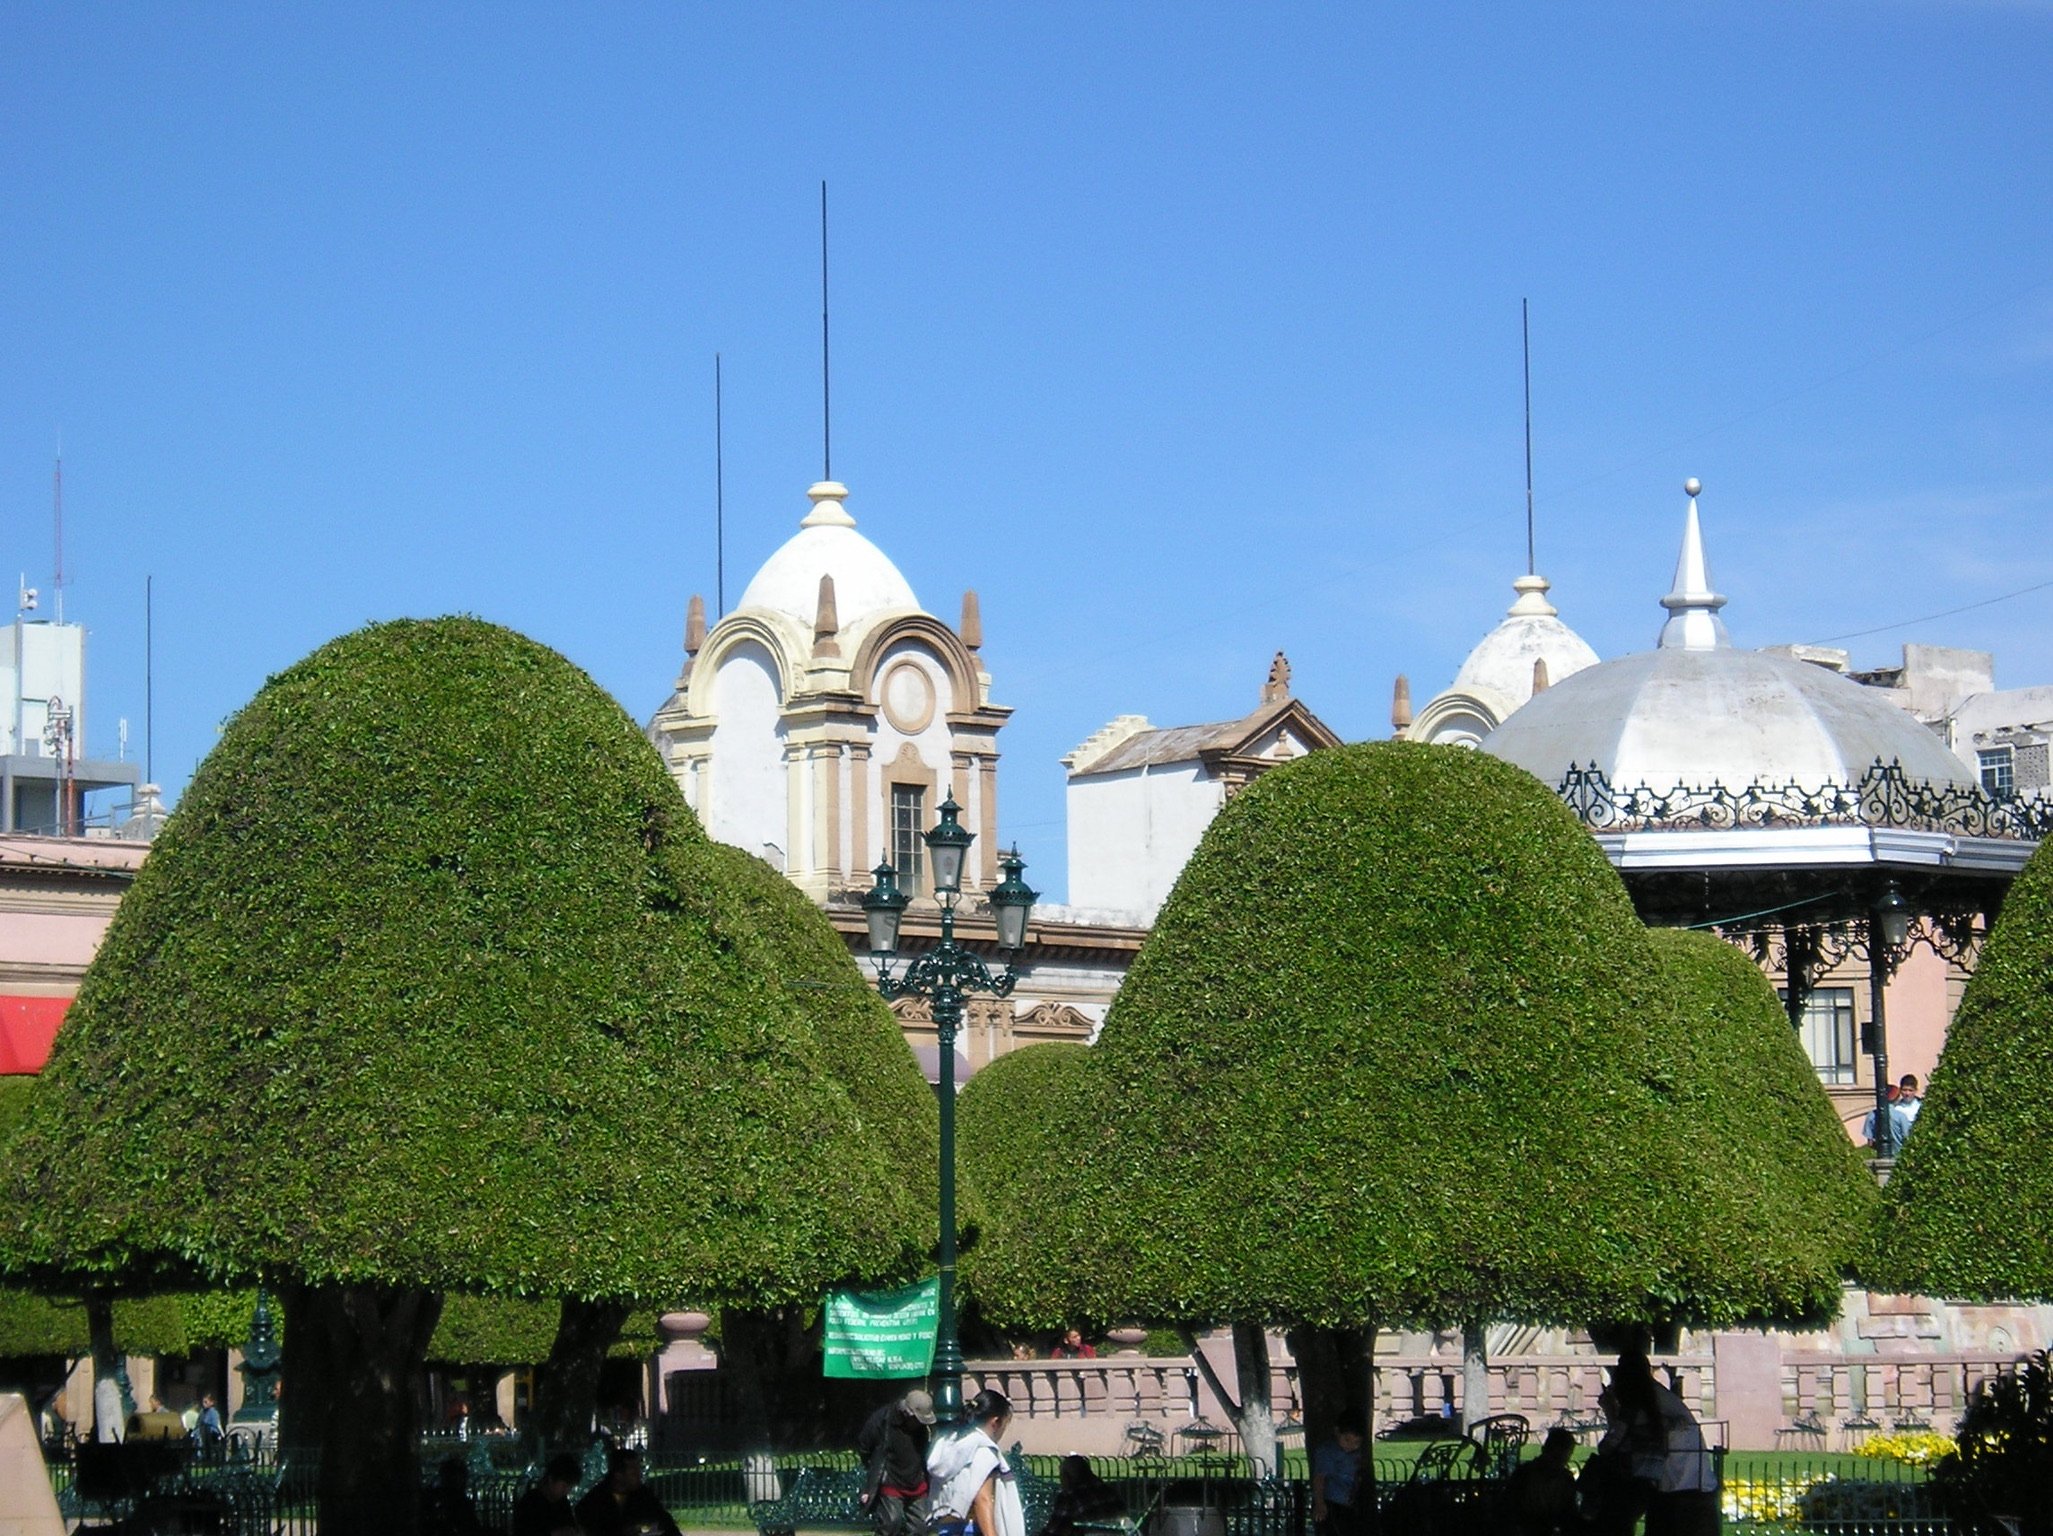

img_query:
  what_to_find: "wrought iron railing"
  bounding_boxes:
[1555,758,2053,840]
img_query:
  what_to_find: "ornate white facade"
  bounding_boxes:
[648,481,1011,905]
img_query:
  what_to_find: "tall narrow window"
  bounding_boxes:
[891,785,926,893]
[1979,746,2015,795]
[1781,986,1858,1085]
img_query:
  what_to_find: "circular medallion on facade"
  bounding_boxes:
[881,660,937,734]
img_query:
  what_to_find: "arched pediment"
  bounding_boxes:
[850,614,983,717]
[684,612,808,719]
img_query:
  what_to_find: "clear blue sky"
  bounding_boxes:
[4,3,2049,898]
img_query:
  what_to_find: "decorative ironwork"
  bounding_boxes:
[1730,912,1986,979]
[1556,758,2053,841]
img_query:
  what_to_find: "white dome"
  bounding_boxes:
[1450,574,1600,701]
[1482,490,1971,794]
[1483,646,1973,794]
[736,482,919,627]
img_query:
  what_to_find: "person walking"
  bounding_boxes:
[1606,1352,1719,1536]
[858,1389,937,1536]
[926,1392,1024,1536]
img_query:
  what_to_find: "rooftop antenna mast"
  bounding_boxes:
[820,179,832,482]
[145,575,154,784]
[53,447,65,624]
[1522,300,1536,578]
[715,353,726,617]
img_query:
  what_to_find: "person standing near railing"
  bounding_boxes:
[1310,1413,1366,1536]
[927,1391,1024,1536]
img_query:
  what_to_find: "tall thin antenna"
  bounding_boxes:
[820,180,832,482]
[145,575,154,784]
[52,451,65,624]
[1522,299,1536,578]
[715,353,726,617]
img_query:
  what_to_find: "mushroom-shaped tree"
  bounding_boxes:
[1872,837,2053,1301]
[0,618,932,1535]
[1640,927,1879,1327]
[961,742,1874,1472]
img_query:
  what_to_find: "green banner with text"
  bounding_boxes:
[822,1278,939,1379]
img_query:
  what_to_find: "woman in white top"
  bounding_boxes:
[925,1391,1025,1536]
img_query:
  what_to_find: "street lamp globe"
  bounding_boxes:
[924,795,974,896]
[862,862,909,954]
[1875,879,1913,951]
[988,850,1038,953]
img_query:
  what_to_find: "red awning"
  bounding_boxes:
[0,995,70,1074]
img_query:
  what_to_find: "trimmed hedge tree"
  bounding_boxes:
[1,618,932,1535]
[1872,838,2053,1300]
[1642,928,1879,1326]
[961,743,1876,1458]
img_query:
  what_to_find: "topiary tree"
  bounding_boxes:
[1,618,933,1535]
[694,841,939,1455]
[1872,838,2053,1301]
[1640,928,1880,1326]
[962,742,1875,1473]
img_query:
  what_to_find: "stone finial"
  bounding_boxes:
[814,575,841,658]
[1262,650,1292,705]
[1532,657,1550,694]
[684,594,706,656]
[1391,674,1413,734]
[960,589,983,650]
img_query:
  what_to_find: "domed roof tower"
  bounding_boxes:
[649,481,1010,904]
[1410,572,1600,746]
[1483,483,1973,795]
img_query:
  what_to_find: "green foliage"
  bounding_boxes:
[3,618,929,1306]
[963,743,1874,1335]
[959,1043,1111,1326]
[0,1287,88,1358]
[429,1293,561,1365]
[969,743,1695,1329]
[696,841,938,1213]
[1874,838,2053,1301]
[1931,1351,2053,1534]
[1641,928,1879,1325]
[178,1289,261,1351]
[0,1288,205,1359]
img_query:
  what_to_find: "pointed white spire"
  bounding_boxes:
[799,480,857,529]
[1657,477,1730,651]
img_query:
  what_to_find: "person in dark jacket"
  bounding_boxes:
[858,1389,937,1536]
[513,1453,585,1536]
[575,1447,680,1536]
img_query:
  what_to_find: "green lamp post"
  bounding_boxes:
[861,797,1037,1425]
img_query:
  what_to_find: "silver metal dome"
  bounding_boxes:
[1483,489,1972,794]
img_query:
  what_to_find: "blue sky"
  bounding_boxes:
[3,3,2049,898]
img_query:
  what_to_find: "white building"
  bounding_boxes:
[648,481,1011,906]
[1,610,140,836]
[1062,654,1340,924]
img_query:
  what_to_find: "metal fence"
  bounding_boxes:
[45,1438,1947,1535]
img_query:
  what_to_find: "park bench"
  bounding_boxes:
[751,1450,1054,1536]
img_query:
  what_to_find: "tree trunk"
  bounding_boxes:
[276,1282,330,1457]
[722,1306,829,1501]
[1285,1323,1371,1455]
[86,1296,125,1443]
[282,1282,443,1536]
[1176,1325,1279,1477]
[1460,1321,1490,1433]
[1231,1324,1277,1477]
[533,1297,631,1454]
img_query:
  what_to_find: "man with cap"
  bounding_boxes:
[857,1389,937,1536]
